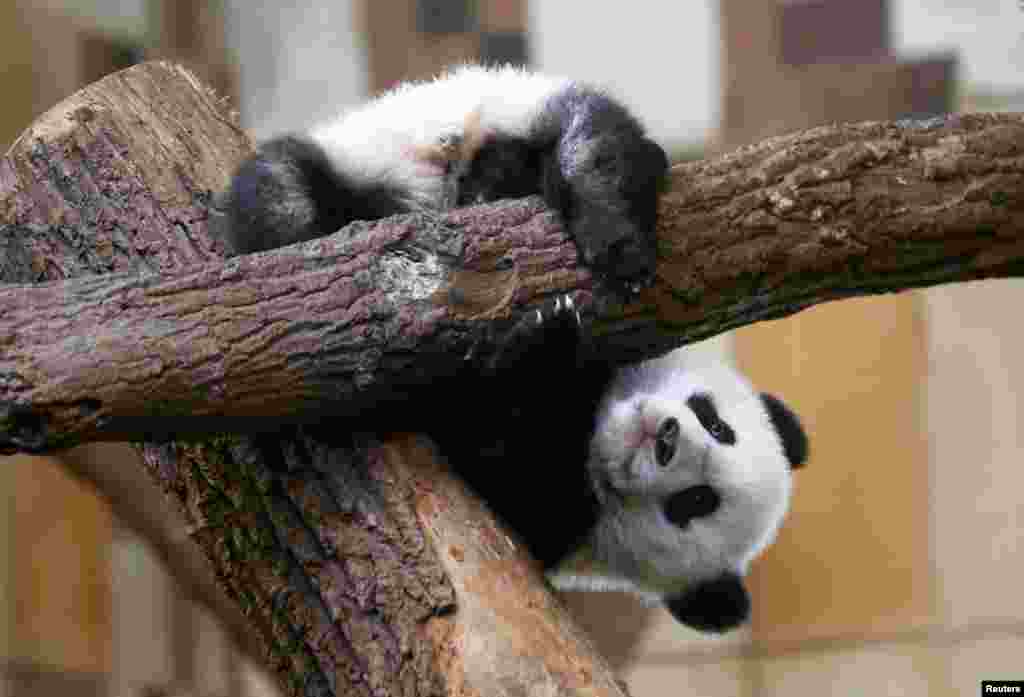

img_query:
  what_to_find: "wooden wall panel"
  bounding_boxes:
[480,0,526,32]
[735,293,935,645]
[12,456,112,674]
[361,0,479,93]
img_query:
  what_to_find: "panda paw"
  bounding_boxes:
[570,217,658,296]
[488,294,585,378]
[557,131,668,294]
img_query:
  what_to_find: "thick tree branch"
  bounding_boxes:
[2,101,1023,450]
[0,197,585,450]
[657,114,1024,336]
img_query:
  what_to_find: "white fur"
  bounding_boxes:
[309,65,571,211]
[570,357,794,599]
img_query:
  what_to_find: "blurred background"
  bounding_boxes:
[2,0,1024,695]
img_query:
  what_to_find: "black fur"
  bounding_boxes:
[456,136,545,205]
[663,484,721,530]
[535,85,668,287]
[664,572,751,633]
[686,393,737,445]
[759,392,809,469]
[253,294,611,569]
[223,136,406,255]
[444,297,613,567]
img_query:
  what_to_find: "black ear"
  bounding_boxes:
[664,572,750,633]
[759,392,809,469]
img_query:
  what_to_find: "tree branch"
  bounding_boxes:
[658,114,1024,335]
[3,102,1023,451]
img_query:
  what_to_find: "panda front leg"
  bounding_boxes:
[486,295,613,423]
[487,294,584,379]
[539,86,670,292]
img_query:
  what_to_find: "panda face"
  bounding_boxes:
[582,362,795,604]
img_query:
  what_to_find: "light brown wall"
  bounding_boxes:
[0,5,114,692]
[1,3,83,151]
[719,0,953,149]
[0,3,35,151]
[11,457,113,675]
[360,0,479,93]
[735,294,935,643]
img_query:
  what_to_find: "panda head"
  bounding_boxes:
[549,360,808,633]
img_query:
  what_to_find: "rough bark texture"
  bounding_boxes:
[136,433,461,697]
[0,197,581,449]
[137,432,623,697]
[655,114,1024,338]
[0,62,629,697]
[3,108,1024,449]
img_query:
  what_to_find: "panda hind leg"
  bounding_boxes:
[221,136,407,255]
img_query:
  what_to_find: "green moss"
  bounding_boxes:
[236,587,255,615]
[272,556,290,577]
[305,507,323,530]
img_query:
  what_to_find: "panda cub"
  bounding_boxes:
[451,296,807,632]
[223,65,808,632]
[222,64,669,291]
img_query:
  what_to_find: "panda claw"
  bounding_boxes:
[562,295,582,327]
[519,294,584,338]
[551,294,581,328]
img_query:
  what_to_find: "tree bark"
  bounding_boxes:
[136,431,625,697]
[2,108,1023,450]
[2,61,1023,696]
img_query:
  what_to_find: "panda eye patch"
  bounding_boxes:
[655,417,679,467]
[663,484,721,528]
[686,394,736,445]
